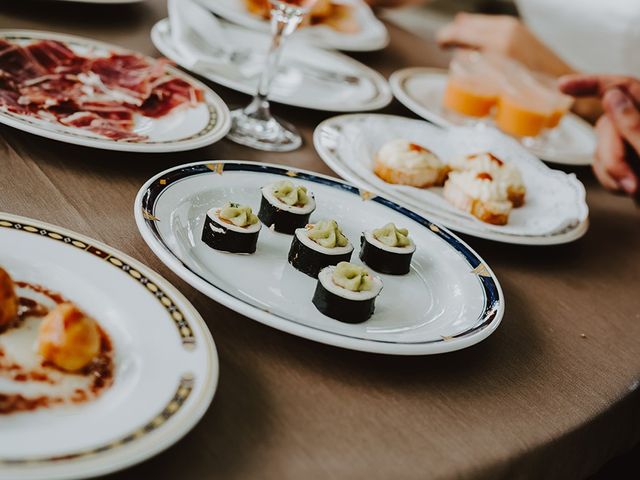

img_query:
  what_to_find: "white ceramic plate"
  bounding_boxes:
[0,213,218,480]
[134,160,504,356]
[390,67,597,166]
[196,0,389,52]
[313,114,589,245]
[151,19,392,113]
[0,30,231,153]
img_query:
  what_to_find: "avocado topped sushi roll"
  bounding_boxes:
[360,223,415,275]
[202,203,261,254]
[258,180,316,234]
[312,262,383,323]
[288,220,353,277]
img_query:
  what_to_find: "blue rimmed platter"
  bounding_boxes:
[134,161,504,355]
[0,213,218,480]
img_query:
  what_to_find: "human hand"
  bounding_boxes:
[560,74,640,197]
[436,13,573,78]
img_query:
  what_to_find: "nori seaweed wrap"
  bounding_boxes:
[288,220,353,278]
[312,263,383,323]
[360,223,415,275]
[258,181,316,234]
[201,203,261,254]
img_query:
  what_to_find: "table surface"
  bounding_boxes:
[1,1,640,479]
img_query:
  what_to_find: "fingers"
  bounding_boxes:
[436,13,511,50]
[593,116,627,192]
[603,89,640,158]
[558,74,640,103]
[436,13,478,49]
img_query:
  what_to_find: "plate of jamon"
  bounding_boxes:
[0,213,218,480]
[0,30,231,152]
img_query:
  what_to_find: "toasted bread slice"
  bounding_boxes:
[374,155,449,188]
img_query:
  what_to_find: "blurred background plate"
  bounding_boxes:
[151,19,392,112]
[48,0,145,3]
[196,0,389,52]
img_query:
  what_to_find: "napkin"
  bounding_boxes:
[167,0,377,100]
[168,0,263,78]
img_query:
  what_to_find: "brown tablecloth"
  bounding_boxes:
[1,1,640,479]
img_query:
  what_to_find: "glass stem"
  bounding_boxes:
[243,5,303,121]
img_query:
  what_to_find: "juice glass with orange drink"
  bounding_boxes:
[530,72,574,130]
[494,70,556,139]
[443,51,502,120]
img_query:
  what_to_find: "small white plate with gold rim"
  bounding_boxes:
[0,213,218,480]
[135,160,504,356]
[390,67,596,166]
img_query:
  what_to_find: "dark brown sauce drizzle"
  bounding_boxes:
[15,281,67,304]
[0,281,114,415]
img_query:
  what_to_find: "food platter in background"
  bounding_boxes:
[50,0,144,3]
[135,160,505,356]
[313,113,589,245]
[389,67,596,166]
[196,0,389,52]
[0,30,230,153]
[150,19,392,112]
[0,213,218,480]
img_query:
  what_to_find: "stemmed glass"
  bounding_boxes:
[227,0,318,152]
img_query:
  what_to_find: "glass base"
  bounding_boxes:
[227,108,302,152]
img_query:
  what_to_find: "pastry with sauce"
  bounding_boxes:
[374,139,449,188]
[37,303,101,372]
[443,170,513,225]
[449,152,526,207]
[0,267,18,328]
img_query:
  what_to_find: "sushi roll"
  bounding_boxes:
[201,202,261,254]
[312,262,383,323]
[360,223,416,275]
[258,180,316,234]
[288,220,353,278]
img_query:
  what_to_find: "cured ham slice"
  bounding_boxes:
[140,78,204,118]
[0,38,204,141]
[60,112,145,141]
[27,40,84,74]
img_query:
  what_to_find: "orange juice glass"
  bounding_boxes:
[495,94,550,137]
[534,73,574,129]
[495,68,558,138]
[443,79,497,117]
[443,51,502,118]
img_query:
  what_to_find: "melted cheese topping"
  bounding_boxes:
[451,152,524,188]
[377,139,443,171]
[447,170,510,203]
